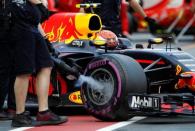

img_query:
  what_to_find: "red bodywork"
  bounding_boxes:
[42,13,83,43]
[28,74,68,96]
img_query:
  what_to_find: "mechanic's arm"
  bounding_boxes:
[40,0,48,7]
[28,0,48,8]
[38,24,46,37]
[128,0,157,29]
[128,0,147,18]
[38,24,53,51]
[38,24,59,56]
[28,0,42,4]
[28,0,50,22]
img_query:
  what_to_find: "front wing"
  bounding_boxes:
[128,93,195,116]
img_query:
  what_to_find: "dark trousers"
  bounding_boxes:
[0,43,16,111]
[102,20,122,37]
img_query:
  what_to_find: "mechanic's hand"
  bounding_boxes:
[36,3,50,22]
[45,39,60,57]
[144,17,162,34]
[144,17,156,31]
[144,17,156,25]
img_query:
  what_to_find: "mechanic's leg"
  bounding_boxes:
[8,56,16,112]
[0,44,12,119]
[0,67,9,110]
[34,32,67,125]
[14,74,31,114]
[7,74,16,118]
[35,67,52,112]
[0,66,10,119]
[35,67,68,125]
[8,74,16,110]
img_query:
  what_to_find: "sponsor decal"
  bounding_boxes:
[43,14,100,44]
[176,65,182,75]
[43,15,83,43]
[88,59,108,70]
[129,95,160,110]
[69,91,83,104]
[70,40,84,48]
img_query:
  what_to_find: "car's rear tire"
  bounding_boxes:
[81,54,147,121]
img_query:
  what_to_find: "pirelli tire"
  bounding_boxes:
[81,54,147,121]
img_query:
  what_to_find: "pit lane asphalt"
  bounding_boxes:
[1,33,195,131]
[4,115,195,131]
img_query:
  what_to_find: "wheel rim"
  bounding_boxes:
[86,68,115,105]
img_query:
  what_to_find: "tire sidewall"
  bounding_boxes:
[82,56,124,115]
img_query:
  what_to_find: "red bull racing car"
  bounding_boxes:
[27,4,195,121]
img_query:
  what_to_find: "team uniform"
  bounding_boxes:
[10,0,53,75]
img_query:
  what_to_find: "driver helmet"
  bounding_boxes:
[97,30,119,49]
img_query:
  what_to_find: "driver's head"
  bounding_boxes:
[97,30,119,49]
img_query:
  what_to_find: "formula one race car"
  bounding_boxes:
[28,4,195,121]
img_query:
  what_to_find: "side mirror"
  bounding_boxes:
[147,38,164,48]
[136,44,144,49]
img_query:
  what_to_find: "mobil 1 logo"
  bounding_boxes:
[128,95,160,111]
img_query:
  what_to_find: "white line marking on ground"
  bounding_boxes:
[9,127,33,131]
[96,116,146,131]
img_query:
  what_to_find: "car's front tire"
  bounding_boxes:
[81,54,147,121]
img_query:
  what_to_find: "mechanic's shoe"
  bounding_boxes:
[36,110,68,126]
[0,110,10,120]
[11,111,36,127]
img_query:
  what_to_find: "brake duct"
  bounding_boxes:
[176,72,195,92]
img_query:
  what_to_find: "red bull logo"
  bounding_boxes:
[69,91,83,104]
[42,13,102,43]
